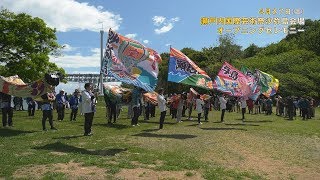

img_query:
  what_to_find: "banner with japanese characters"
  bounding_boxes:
[213,62,251,97]
[168,47,213,90]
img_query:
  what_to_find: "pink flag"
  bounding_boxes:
[214,62,251,97]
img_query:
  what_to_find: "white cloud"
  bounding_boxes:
[165,43,171,47]
[62,44,77,52]
[152,16,180,34]
[152,16,166,26]
[143,40,149,44]
[2,0,122,32]
[125,33,137,39]
[171,17,180,22]
[155,23,173,34]
[50,48,101,68]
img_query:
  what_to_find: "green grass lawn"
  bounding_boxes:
[1,102,320,179]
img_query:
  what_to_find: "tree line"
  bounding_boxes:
[157,20,320,99]
[1,9,319,99]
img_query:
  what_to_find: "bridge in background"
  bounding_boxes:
[66,74,117,83]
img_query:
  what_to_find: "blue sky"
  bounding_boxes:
[3,0,319,74]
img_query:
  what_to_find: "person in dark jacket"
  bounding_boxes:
[27,97,36,116]
[69,89,81,121]
[0,92,13,127]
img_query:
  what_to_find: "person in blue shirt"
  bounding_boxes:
[131,87,142,126]
[55,89,67,121]
[41,92,57,131]
[69,89,81,121]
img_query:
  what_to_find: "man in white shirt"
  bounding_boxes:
[240,97,247,122]
[219,94,227,123]
[196,95,204,125]
[81,83,96,136]
[157,88,167,129]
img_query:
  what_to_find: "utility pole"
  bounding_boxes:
[99,28,104,95]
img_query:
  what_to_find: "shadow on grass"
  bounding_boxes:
[132,132,197,140]
[186,124,199,127]
[201,127,247,131]
[140,121,176,125]
[242,120,273,123]
[95,123,131,129]
[52,135,84,140]
[225,123,260,126]
[213,121,223,123]
[0,128,36,137]
[33,142,127,156]
[142,129,160,132]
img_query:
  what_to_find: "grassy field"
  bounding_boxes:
[1,101,320,179]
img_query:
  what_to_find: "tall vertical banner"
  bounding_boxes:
[240,66,261,100]
[255,70,279,97]
[168,47,213,90]
[101,29,162,92]
[214,62,251,97]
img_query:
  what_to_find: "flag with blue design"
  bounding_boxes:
[168,47,213,90]
[240,66,261,100]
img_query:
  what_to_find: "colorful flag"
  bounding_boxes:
[101,29,162,92]
[213,62,251,97]
[103,84,158,105]
[103,84,132,104]
[255,70,279,97]
[187,87,199,102]
[0,75,54,99]
[240,66,261,100]
[143,92,159,105]
[168,47,213,90]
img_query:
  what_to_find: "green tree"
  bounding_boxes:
[0,9,65,82]
[216,34,242,63]
[285,19,320,56]
[243,44,261,58]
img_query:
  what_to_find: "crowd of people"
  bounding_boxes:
[0,83,96,136]
[0,84,318,136]
[103,88,318,130]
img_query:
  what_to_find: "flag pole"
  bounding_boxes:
[167,45,171,94]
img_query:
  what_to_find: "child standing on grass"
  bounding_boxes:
[157,88,167,129]
[196,95,204,125]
